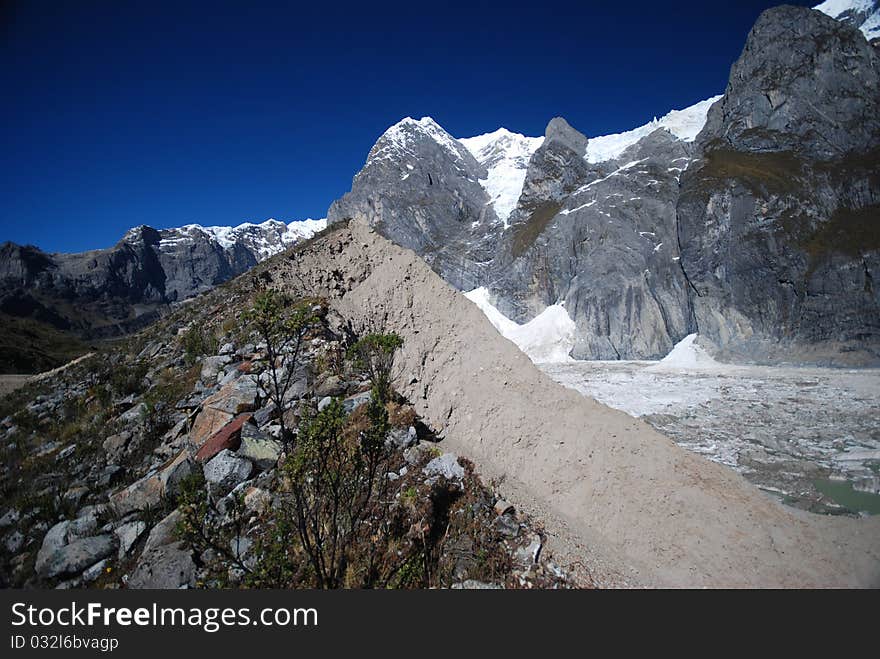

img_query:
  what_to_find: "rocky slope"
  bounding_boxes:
[327,3,879,364]
[0,228,573,590]
[0,219,325,370]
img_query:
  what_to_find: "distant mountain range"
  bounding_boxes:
[0,219,325,371]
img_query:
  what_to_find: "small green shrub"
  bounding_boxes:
[244,289,319,443]
[181,326,219,364]
[347,333,403,403]
[109,361,149,398]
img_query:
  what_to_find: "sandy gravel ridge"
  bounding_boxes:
[276,220,880,588]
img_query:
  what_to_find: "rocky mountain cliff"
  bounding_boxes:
[327,117,500,291]
[679,5,880,362]
[328,3,880,364]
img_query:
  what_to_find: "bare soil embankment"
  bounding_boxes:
[0,375,32,398]
[275,219,880,588]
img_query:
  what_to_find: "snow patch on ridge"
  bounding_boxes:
[585,96,722,164]
[159,218,326,261]
[464,287,575,363]
[459,128,544,227]
[373,116,467,163]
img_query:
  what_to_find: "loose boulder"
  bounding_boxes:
[236,424,281,471]
[127,543,196,589]
[204,449,253,493]
[423,453,465,482]
[36,535,116,579]
[195,413,252,462]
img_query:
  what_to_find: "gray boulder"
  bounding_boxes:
[36,535,116,579]
[127,543,196,589]
[4,530,24,554]
[236,424,281,471]
[82,559,110,583]
[423,453,465,481]
[114,521,147,558]
[142,509,183,554]
[315,374,346,397]
[35,521,70,575]
[342,391,372,414]
[387,426,417,450]
[200,356,231,383]
[204,449,253,493]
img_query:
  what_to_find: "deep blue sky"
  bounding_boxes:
[1,0,817,253]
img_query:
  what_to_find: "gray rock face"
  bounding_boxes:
[327,117,500,291]
[678,5,880,363]
[492,127,696,359]
[544,117,589,157]
[699,6,880,161]
[323,102,705,361]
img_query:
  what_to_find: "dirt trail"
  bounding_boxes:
[278,220,880,587]
[0,353,95,399]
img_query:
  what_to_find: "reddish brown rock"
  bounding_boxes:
[195,414,252,463]
[190,406,233,448]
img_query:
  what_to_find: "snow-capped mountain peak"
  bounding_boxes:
[814,0,880,40]
[370,116,470,164]
[459,127,544,165]
[585,95,723,163]
[459,128,544,227]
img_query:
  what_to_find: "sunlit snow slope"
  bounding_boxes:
[459,129,544,227]
[464,287,575,363]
